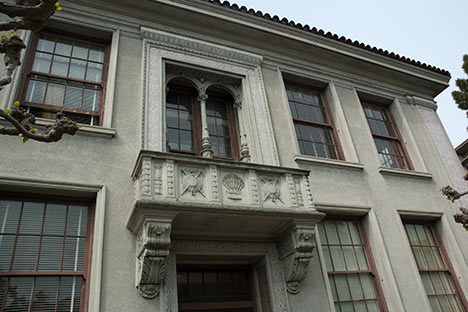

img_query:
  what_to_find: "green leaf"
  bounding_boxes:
[13,100,20,107]
[3,109,11,114]
[22,137,29,143]
[29,128,38,133]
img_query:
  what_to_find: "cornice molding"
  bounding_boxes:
[140,27,263,67]
[406,96,438,111]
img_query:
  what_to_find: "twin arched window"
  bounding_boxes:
[166,80,239,160]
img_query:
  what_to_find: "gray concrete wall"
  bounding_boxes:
[0,0,466,311]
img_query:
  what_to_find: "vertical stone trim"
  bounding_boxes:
[303,176,315,210]
[146,46,163,151]
[249,169,260,204]
[210,165,219,201]
[294,177,304,207]
[257,262,273,312]
[141,158,152,196]
[286,174,297,207]
[153,162,162,196]
[166,160,175,197]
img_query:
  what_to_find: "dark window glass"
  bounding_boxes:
[177,267,254,312]
[0,198,92,311]
[404,224,466,312]
[287,86,341,159]
[318,220,386,311]
[362,103,411,170]
[22,32,107,126]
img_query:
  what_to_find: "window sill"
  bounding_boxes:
[0,117,116,138]
[35,118,116,138]
[294,154,364,170]
[378,167,432,180]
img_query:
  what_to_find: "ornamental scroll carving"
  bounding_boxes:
[277,225,315,294]
[136,221,172,299]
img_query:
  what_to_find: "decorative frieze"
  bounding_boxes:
[132,151,315,210]
[136,219,173,299]
[277,224,316,294]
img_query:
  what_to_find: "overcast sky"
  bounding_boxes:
[231,0,468,147]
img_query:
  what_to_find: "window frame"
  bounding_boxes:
[403,221,468,311]
[0,192,95,312]
[319,217,388,312]
[166,82,240,161]
[285,83,344,160]
[19,29,110,127]
[362,101,413,170]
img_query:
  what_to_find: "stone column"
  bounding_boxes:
[198,93,213,158]
[234,101,250,162]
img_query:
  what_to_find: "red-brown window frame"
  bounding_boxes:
[403,221,468,311]
[319,217,388,312]
[176,264,257,312]
[0,192,95,312]
[286,83,344,160]
[19,29,110,126]
[166,82,240,161]
[362,101,413,170]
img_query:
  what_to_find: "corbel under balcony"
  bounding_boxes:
[127,151,324,298]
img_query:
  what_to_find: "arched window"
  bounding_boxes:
[166,81,239,160]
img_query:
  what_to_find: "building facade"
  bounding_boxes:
[0,0,467,311]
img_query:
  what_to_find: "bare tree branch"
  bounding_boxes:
[0,107,79,142]
[454,208,468,230]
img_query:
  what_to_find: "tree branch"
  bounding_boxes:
[0,2,41,18]
[0,108,79,142]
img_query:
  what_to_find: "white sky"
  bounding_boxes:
[231,0,468,147]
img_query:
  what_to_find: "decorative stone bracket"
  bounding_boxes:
[136,219,173,299]
[277,224,316,294]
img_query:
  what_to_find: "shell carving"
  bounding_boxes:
[222,174,245,200]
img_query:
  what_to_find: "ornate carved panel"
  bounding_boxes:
[136,219,173,299]
[222,173,245,200]
[277,224,316,294]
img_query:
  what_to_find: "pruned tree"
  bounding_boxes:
[441,54,468,230]
[0,0,79,143]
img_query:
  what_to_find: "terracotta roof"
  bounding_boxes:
[200,0,451,77]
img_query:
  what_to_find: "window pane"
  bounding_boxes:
[3,277,34,311]
[51,55,70,77]
[38,237,63,271]
[0,235,15,271]
[325,221,339,244]
[360,273,376,299]
[180,130,193,152]
[0,200,22,233]
[355,246,369,270]
[167,128,179,150]
[32,52,52,73]
[343,246,358,271]
[334,275,351,301]
[12,236,40,270]
[330,246,345,271]
[82,89,100,111]
[179,110,192,130]
[19,202,44,234]
[31,276,59,311]
[45,83,65,107]
[336,221,351,244]
[348,274,364,300]
[57,276,82,312]
[328,276,339,302]
[69,59,86,80]
[63,237,85,271]
[37,35,55,53]
[322,246,333,272]
[66,206,87,236]
[26,80,46,104]
[89,45,105,62]
[55,38,73,56]
[166,108,178,128]
[86,62,103,82]
[64,86,83,109]
[72,41,89,59]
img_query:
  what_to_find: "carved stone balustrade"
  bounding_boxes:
[127,151,324,298]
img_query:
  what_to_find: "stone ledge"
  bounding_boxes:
[294,154,364,170]
[35,118,116,138]
[378,167,432,180]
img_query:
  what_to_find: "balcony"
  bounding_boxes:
[127,151,324,298]
[127,151,323,238]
